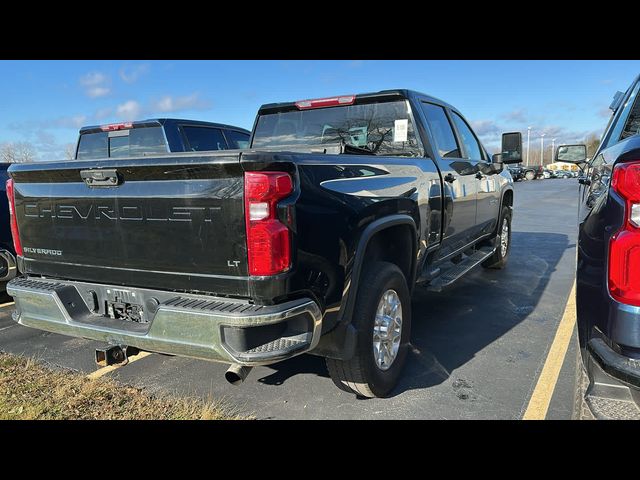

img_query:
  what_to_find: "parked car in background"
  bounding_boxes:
[507,164,525,181]
[560,73,640,419]
[75,118,251,159]
[507,163,543,181]
[543,169,556,179]
[554,170,573,179]
[6,89,520,398]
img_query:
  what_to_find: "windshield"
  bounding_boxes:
[252,100,422,156]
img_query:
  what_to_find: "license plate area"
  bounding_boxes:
[105,288,147,324]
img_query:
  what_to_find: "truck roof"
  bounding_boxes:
[257,89,454,115]
[79,118,251,135]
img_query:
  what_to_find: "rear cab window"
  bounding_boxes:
[252,99,422,157]
[76,126,167,159]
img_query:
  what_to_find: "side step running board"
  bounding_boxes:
[426,246,495,292]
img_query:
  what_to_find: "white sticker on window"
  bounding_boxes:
[394,119,408,142]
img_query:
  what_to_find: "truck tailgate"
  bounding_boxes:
[9,153,249,296]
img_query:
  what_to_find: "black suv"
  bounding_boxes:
[560,74,640,419]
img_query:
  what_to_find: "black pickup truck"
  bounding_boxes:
[6,90,520,397]
[75,118,251,159]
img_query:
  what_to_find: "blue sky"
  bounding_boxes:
[1,60,639,159]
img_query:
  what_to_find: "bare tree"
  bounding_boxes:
[64,143,76,160]
[0,141,37,163]
[585,133,601,158]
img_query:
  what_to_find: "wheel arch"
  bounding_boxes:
[337,214,417,326]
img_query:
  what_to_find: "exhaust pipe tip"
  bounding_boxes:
[225,364,253,386]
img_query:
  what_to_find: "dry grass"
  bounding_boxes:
[0,352,248,420]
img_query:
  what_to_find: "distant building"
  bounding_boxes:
[547,161,581,172]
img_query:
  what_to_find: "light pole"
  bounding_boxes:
[527,126,531,166]
[540,133,545,165]
[551,138,556,163]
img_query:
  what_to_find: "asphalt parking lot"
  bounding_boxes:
[0,178,580,419]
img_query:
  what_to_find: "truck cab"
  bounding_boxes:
[75,118,251,159]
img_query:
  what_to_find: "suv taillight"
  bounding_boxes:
[244,171,293,276]
[5,179,23,256]
[609,161,640,305]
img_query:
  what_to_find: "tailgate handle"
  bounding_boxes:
[80,169,121,187]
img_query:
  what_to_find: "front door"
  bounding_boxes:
[449,110,500,236]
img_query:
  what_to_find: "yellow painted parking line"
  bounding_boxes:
[523,281,577,420]
[0,301,15,308]
[86,351,153,380]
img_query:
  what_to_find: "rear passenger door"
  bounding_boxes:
[449,110,500,236]
[420,102,478,258]
[181,126,229,151]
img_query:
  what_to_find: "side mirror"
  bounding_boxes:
[500,132,523,164]
[555,144,587,164]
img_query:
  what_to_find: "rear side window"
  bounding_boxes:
[421,103,461,158]
[183,126,228,151]
[76,127,166,159]
[224,129,250,149]
[450,112,483,160]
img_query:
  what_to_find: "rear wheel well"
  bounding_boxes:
[360,225,415,285]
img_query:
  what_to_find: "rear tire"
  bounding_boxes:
[326,261,411,398]
[482,206,512,269]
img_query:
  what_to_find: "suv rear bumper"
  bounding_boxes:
[7,276,322,366]
[582,338,640,419]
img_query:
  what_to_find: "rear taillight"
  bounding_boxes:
[244,171,293,276]
[5,179,22,256]
[609,161,640,305]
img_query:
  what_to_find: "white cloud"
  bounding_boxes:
[79,71,111,98]
[501,109,527,123]
[79,72,108,87]
[471,120,500,137]
[598,107,612,118]
[85,86,110,98]
[95,107,113,120]
[151,93,210,113]
[119,63,150,84]
[116,100,142,120]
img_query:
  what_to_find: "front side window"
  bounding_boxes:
[252,100,422,157]
[450,111,483,160]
